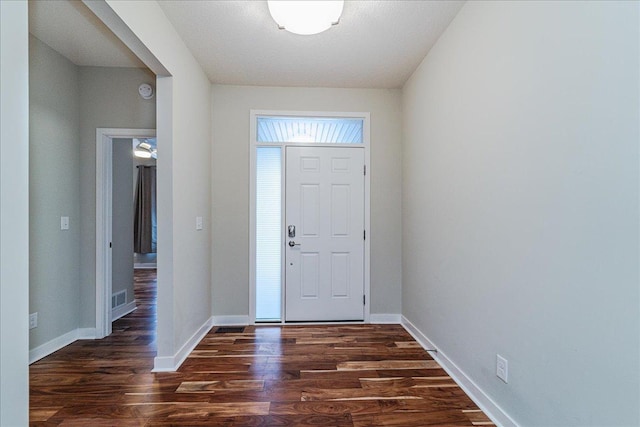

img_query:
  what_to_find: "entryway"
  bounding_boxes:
[250,112,370,323]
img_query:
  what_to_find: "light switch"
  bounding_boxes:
[60,216,69,230]
[196,216,203,231]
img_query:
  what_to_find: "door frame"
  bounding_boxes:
[249,110,371,324]
[95,127,156,339]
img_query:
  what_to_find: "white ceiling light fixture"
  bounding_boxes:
[134,141,157,159]
[267,0,344,35]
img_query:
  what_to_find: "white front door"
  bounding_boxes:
[285,146,365,321]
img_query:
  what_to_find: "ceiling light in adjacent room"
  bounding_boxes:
[134,141,157,159]
[134,147,152,159]
[267,0,344,35]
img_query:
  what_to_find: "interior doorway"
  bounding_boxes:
[110,137,157,322]
[96,128,156,338]
[132,138,158,270]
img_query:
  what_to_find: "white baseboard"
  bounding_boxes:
[211,315,250,326]
[77,328,96,339]
[369,313,401,324]
[401,316,518,427]
[112,301,137,321]
[29,328,96,364]
[134,263,157,269]
[153,316,214,372]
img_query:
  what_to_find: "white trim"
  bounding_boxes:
[401,316,519,427]
[362,115,371,324]
[77,328,97,339]
[134,263,157,269]
[261,321,366,326]
[152,317,214,372]
[248,116,257,323]
[96,128,156,339]
[111,301,137,322]
[212,315,251,326]
[29,330,77,364]
[369,313,401,324]
[152,356,178,372]
[249,110,371,324]
[29,328,96,364]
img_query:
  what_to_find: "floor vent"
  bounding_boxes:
[112,290,126,309]
[214,327,245,334]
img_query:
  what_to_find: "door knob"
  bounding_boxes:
[288,241,301,247]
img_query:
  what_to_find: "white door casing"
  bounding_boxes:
[96,128,155,339]
[285,146,365,321]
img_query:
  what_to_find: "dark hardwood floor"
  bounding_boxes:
[30,270,494,426]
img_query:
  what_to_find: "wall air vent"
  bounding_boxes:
[111,290,126,309]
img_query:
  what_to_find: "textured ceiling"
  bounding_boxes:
[158,0,465,88]
[28,0,464,89]
[28,0,145,68]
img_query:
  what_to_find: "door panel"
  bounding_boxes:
[285,146,364,321]
[331,185,350,236]
[331,252,350,297]
[301,184,320,236]
[301,253,319,298]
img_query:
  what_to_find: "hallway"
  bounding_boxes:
[29,269,493,426]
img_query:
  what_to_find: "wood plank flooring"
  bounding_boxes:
[30,270,494,426]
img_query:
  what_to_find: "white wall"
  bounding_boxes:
[29,35,81,349]
[0,1,29,424]
[402,1,639,425]
[211,85,402,318]
[78,66,156,327]
[28,45,154,347]
[86,0,213,366]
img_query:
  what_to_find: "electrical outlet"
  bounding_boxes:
[196,216,203,230]
[29,312,38,329]
[60,216,69,230]
[496,354,508,383]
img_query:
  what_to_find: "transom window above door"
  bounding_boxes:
[257,116,363,144]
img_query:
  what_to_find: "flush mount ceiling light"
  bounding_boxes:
[267,0,344,35]
[134,141,157,159]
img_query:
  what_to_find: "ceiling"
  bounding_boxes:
[29,0,465,89]
[29,0,145,68]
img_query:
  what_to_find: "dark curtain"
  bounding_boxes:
[133,165,157,253]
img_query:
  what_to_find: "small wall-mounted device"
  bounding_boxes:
[138,83,154,100]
